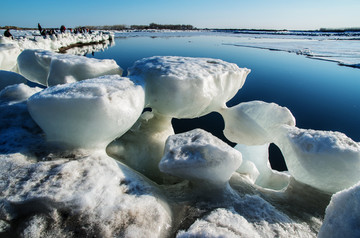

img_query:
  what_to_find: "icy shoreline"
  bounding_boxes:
[0,30,360,237]
[0,30,114,72]
[113,29,360,69]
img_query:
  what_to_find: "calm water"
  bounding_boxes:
[88,35,360,170]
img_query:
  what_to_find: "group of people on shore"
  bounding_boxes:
[38,23,67,36]
[3,24,93,39]
[38,23,92,36]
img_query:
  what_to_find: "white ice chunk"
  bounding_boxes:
[107,111,175,183]
[0,151,172,237]
[0,70,27,90]
[235,143,290,190]
[27,76,145,149]
[220,101,295,145]
[159,129,242,187]
[0,43,21,71]
[17,49,53,86]
[275,126,360,193]
[17,49,123,86]
[318,182,360,238]
[128,56,250,118]
[47,53,123,86]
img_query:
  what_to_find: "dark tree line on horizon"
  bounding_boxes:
[0,23,195,31]
[1,24,360,32]
[82,23,195,31]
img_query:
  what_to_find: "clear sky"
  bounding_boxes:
[1,0,360,30]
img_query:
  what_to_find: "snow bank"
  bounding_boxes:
[220,101,295,145]
[0,151,172,237]
[128,56,250,118]
[0,31,113,73]
[1,31,112,52]
[159,129,242,187]
[177,195,314,238]
[17,49,122,86]
[27,76,145,149]
[275,126,360,193]
[0,84,43,154]
[318,182,360,238]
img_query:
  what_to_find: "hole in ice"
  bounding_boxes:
[269,143,287,171]
[172,112,235,147]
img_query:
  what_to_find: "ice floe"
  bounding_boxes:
[17,49,122,86]
[159,129,242,191]
[27,76,144,149]
[128,56,250,118]
[220,101,295,145]
[275,125,360,194]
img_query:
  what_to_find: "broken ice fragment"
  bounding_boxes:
[27,75,144,149]
[17,49,122,86]
[159,129,242,188]
[275,125,360,193]
[220,101,295,145]
[128,56,250,118]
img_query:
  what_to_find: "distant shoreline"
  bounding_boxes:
[1,24,360,33]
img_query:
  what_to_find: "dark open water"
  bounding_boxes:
[88,35,360,170]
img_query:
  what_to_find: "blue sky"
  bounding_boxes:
[2,0,359,30]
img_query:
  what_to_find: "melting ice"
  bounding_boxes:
[0,30,360,237]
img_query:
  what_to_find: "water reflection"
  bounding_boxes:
[64,39,115,56]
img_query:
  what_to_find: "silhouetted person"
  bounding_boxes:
[60,25,66,33]
[38,23,42,33]
[4,29,13,39]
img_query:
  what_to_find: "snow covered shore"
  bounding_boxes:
[0,30,114,72]
[0,31,360,237]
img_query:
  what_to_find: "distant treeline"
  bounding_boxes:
[132,23,194,30]
[319,27,360,32]
[80,23,195,31]
[0,26,36,30]
[2,24,360,32]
